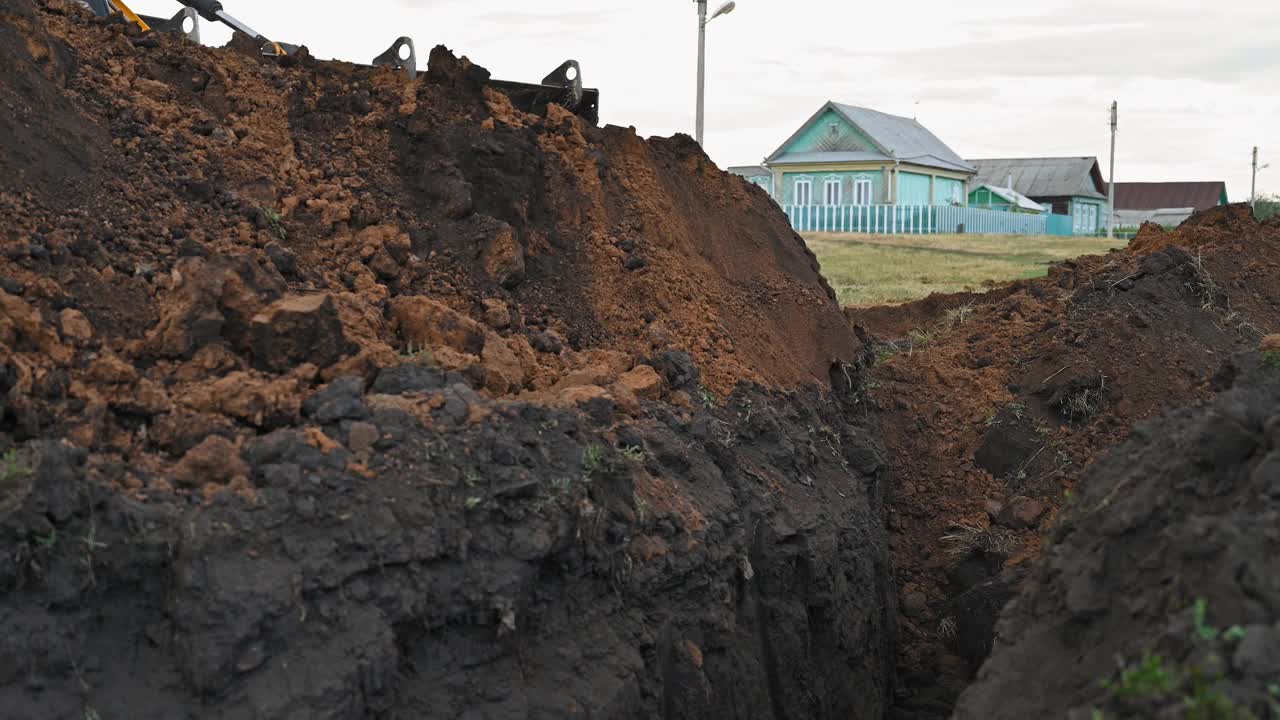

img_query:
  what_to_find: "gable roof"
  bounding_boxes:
[968,157,1106,199]
[766,101,975,174]
[1110,181,1227,212]
[971,184,1046,213]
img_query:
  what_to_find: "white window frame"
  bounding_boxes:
[793,177,813,205]
[853,176,873,206]
[824,177,842,206]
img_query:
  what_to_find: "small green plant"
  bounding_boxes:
[1264,351,1280,369]
[260,206,287,240]
[464,496,482,510]
[549,477,573,494]
[463,469,481,487]
[874,344,899,365]
[35,528,57,548]
[1,449,31,483]
[907,327,937,353]
[1091,710,1105,720]
[696,385,716,409]
[582,444,606,479]
[619,445,646,463]
[1102,653,1175,700]
[1191,597,1245,645]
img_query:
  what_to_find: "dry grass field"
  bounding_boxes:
[804,233,1128,306]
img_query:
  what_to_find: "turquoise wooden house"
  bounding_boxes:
[754,101,976,209]
[968,157,1108,234]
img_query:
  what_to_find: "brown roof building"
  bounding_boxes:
[1111,181,1228,212]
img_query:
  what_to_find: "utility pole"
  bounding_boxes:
[694,1,736,147]
[1253,146,1259,208]
[1107,101,1117,239]
[696,1,706,146]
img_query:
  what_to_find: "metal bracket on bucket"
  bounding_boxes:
[137,7,201,42]
[372,37,417,80]
[490,59,600,125]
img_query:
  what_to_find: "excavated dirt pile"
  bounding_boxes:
[0,1,893,718]
[953,351,1280,719]
[849,205,1280,717]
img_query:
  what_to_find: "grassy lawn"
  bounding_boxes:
[805,233,1128,306]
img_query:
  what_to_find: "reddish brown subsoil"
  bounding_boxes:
[850,204,1280,717]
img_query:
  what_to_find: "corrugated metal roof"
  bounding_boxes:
[764,101,975,175]
[768,151,893,165]
[972,184,1045,213]
[1110,181,1226,212]
[968,157,1106,199]
[727,165,770,177]
[832,104,976,173]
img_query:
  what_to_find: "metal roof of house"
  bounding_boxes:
[968,157,1107,200]
[727,165,770,177]
[768,151,893,166]
[765,101,975,174]
[972,184,1046,213]
[1110,181,1227,212]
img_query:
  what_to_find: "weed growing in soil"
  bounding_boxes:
[696,385,716,409]
[940,521,1019,558]
[1,449,31,484]
[1192,597,1245,644]
[944,302,977,328]
[549,477,573,494]
[1102,653,1175,700]
[874,343,900,365]
[582,444,606,479]
[985,402,1026,426]
[619,445,646,463]
[938,617,958,642]
[907,327,937,354]
[1264,352,1280,369]
[259,207,287,240]
[1059,375,1108,423]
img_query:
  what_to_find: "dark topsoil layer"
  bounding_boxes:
[0,1,893,718]
[956,351,1280,720]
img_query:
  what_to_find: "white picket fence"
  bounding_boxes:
[783,204,1050,235]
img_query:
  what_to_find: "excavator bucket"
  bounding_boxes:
[76,0,601,125]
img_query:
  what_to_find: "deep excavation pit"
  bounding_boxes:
[6,2,1280,719]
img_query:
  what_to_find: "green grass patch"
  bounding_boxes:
[804,232,1127,306]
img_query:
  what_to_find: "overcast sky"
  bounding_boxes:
[128,0,1280,199]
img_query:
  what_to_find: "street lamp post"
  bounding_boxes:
[695,0,736,147]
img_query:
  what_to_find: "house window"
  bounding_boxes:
[794,178,812,205]
[824,177,842,205]
[854,177,873,205]
[1073,203,1098,233]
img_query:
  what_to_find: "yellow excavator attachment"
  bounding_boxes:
[107,0,150,32]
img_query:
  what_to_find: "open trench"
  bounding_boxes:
[6,2,1280,718]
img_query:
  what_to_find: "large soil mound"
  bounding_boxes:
[0,2,891,718]
[849,206,1280,716]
